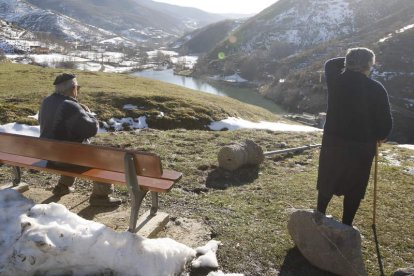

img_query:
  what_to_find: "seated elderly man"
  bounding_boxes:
[39,73,122,207]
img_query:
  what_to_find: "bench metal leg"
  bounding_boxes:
[124,152,147,233]
[150,192,159,216]
[129,190,147,232]
[12,166,21,186]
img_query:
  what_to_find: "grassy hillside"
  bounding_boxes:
[0,129,413,275]
[0,63,279,129]
[0,63,412,275]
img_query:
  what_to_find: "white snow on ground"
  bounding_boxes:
[1,113,322,136]
[0,189,195,276]
[192,250,219,269]
[123,104,139,110]
[108,117,148,131]
[380,150,401,167]
[195,240,221,255]
[27,112,39,120]
[379,23,414,43]
[405,168,414,175]
[6,51,135,73]
[30,54,87,63]
[0,123,40,137]
[209,117,321,132]
[170,55,198,69]
[147,50,179,58]
[192,240,222,269]
[398,144,414,150]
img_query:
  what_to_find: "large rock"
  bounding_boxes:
[393,268,414,276]
[288,209,366,276]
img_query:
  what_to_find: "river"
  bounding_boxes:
[132,69,284,114]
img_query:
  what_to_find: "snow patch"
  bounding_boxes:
[0,189,195,275]
[208,117,321,132]
[379,23,414,43]
[108,117,148,131]
[123,104,139,110]
[0,122,40,137]
[404,168,414,175]
[27,112,39,120]
[380,151,401,167]
[192,250,219,269]
[398,144,414,150]
[192,240,221,269]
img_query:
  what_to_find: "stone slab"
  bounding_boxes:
[136,211,170,238]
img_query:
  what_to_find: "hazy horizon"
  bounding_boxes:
[152,0,278,14]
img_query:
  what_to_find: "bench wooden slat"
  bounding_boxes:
[161,169,182,182]
[0,132,162,177]
[0,152,175,193]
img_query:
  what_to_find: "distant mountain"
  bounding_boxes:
[195,0,414,79]
[0,18,36,53]
[20,0,229,44]
[192,0,414,142]
[259,7,414,142]
[136,0,226,29]
[0,0,116,42]
[171,19,245,55]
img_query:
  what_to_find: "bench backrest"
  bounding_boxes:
[0,132,162,177]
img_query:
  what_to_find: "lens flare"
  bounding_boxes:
[218,52,226,60]
[228,35,237,44]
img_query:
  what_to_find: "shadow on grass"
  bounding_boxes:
[205,165,260,189]
[77,205,120,220]
[280,247,337,276]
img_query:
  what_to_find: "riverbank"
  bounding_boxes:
[0,62,280,128]
[133,69,285,115]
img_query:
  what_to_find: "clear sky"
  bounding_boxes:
[153,0,278,14]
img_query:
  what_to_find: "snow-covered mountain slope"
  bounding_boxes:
[0,0,116,41]
[23,0,229,44]
[239,0,355,53]
[0,18,37,53]
[262,20,414,143]
[199,0,413,62]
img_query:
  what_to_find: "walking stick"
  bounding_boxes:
[372,142,385,276]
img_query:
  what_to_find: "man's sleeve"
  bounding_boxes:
[324,57,345,88]
[64,101,99,140]
[375,84,393,140]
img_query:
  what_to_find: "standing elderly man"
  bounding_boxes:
[39,73,122,207]
[316,47,392,226]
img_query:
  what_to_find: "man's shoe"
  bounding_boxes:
[52,185,74,196]
[89,196,122,207]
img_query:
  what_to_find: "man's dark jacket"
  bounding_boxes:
[317,58,393,199]
[39,93,98,143]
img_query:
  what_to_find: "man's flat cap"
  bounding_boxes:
[53,73,76,85]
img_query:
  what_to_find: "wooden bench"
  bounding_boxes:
[0,132,182,233]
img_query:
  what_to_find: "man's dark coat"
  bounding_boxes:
[317,58,393,199]
[39,93,98,143]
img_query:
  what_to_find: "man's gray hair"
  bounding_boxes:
[345,47,375,73]
[55,78,77,96]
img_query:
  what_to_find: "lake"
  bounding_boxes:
[132,69,284,114]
